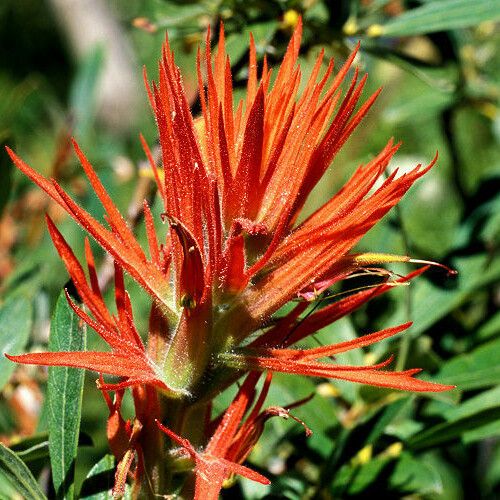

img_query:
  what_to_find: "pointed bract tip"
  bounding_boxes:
[409,258,457,277]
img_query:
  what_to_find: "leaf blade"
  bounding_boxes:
[375,0,500,38]
[0,443,47,500]
[48,291,86,500]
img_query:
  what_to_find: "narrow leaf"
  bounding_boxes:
[10,432,93,464]
[48,291,86,500]
[407,407,500,451]
[0,443,46,500]
[373,0,500,38]
[435,337,500,390]
[0,295,33,390]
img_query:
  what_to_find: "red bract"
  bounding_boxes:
[6,18,454,498]
[156,372,311,499]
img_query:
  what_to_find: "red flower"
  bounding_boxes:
[6,19,452,396]
[6,18,458,497]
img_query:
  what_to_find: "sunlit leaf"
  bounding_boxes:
[48,291,86,500]
[372,0,500,38]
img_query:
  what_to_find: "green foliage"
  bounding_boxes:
[0,0,498,498]
[375,0,500,38]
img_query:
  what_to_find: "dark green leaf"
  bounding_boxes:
[79,455,115,500]
[407,407,500,450]
[48,291,86,500]
[463,420,500,444]
[373,0,500,38]
[389,452,443,494]
[435,337,500,390]
[0,443,46,500]
[477,311,500,341]
[388,254,500,338]
[348,456,392,494]
[10,432,93,463]
[0,295,33,391]
[442,386,500,421]
[366,397,413,444]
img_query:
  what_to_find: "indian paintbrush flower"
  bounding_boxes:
[5,18,454,498]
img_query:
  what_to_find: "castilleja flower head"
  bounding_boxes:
[6,18,454,497]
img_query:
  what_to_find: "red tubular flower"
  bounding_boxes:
[6,17,455,497]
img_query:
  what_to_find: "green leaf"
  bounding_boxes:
[401,173,462,258]
[10,432,93,464]
[389,451,443,495]
[270,473,310,500]
[348,456,392,494]
[224,21,277,65]
[422,387,500,445]
[387,254,500,338]
[435,337,500,390]
[364,45,458,93]
[0,295,33,391]
[463,419,500,444]
[48,291,86,500]
[407,406,500,450]
[477,311,500,341]
[373,0,500,38]
[80,455,131,500]
[442,386,500,421]
[0,443,46,499]
[366,397,414,444]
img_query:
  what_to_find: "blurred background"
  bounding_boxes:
[0,0,499,498]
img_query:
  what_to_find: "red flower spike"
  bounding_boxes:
[143,200,162,269]
[7,17,458,497]
[259,323,412,362]
[84,238,103,300]
[101,382,130,461]
[7,214,173,391]
[158,372,314,497]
